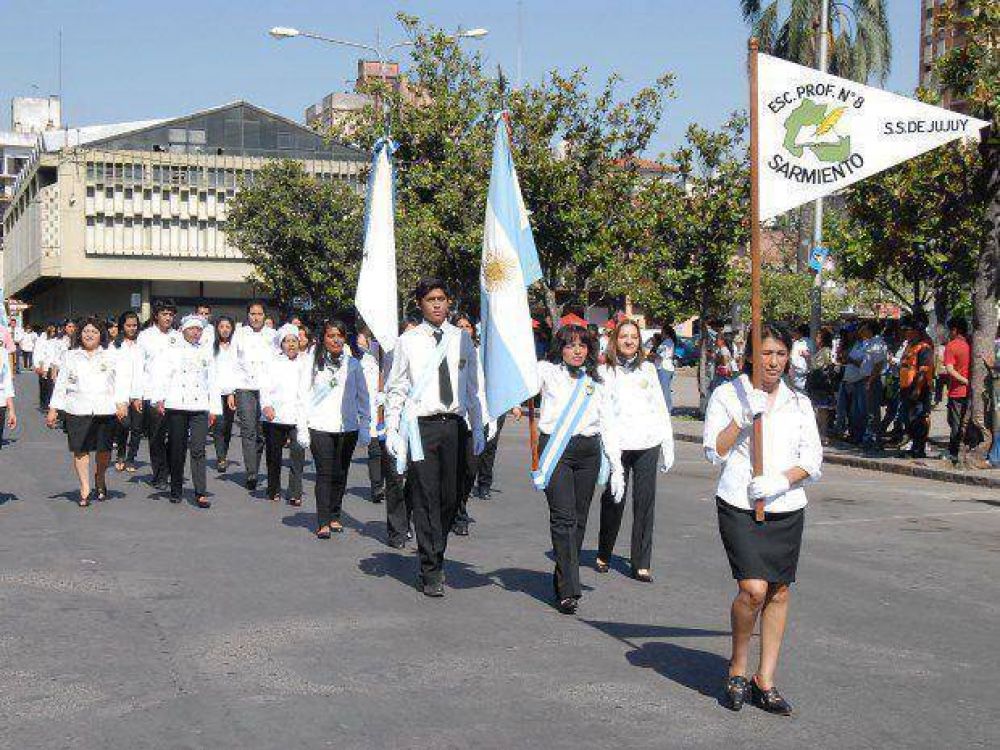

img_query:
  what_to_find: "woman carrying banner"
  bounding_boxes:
[46,318,129,506]
[702,323,822,715]
[534,324,623,614]
[260,324,306,505]
[594,319,674,583]
[151,315,221,508]
[212,316,238,472]
[296,319,370,538]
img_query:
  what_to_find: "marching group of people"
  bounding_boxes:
[2,277,830,716]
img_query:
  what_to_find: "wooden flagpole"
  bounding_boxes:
[749,38,765,523]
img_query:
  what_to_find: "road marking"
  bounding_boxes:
[811,509,1000,526]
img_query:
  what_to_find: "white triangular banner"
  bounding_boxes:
[758,53,989,221]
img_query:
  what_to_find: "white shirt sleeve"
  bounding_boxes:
[383,338,411,434]
[703,384,738,466]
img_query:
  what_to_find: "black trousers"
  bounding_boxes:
[236,389,264,480]
[212,395,236,462]
[455,421,477,528]
[598,445,659,571]
[310,430,358,528]
[144,400,169,484]
[541,433,601,600]
[263,421,305,500]
[947,396,969,459]
[407,415,464,585]
[166,409,209,497]
[369,438,409,543]
[115,401,143,462]
[904,394,932,456]
[476,414,505,491]
[38,374,53,409]
[20,350,33,369]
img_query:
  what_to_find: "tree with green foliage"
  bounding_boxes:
[225,160,364,315]
[740,0,892,83]
[333,14,674,324]
[616,113,750,403]
[934,0,1000,465]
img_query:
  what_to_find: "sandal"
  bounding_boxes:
[78,491,91,508]
[632,568,654,583]
[196,496,211,509]
[330,521,344,533]
[114,461,126,472]
[95,487,108,502]
[595,558,610,574]
[124,463,138,473]
[316,526,331,539]
[269,495,281,503]
[288,497,302,507]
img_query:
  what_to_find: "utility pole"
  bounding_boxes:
[809,0,830,337]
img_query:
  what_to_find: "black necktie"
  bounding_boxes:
[434,330,454,407]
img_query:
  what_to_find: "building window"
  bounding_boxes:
[168,128,187,144]
[189,129,206,145]
[86,162,96,180]
[277,131,294,150]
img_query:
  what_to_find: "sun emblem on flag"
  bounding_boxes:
[482,250,518,293]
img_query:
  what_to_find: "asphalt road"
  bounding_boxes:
[1,372,998,749]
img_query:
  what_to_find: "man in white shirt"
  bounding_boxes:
[384,279,484,597]
[135,300,179,489]
[193,302,216,350]
[232,300,277,491]
[19,324,37,371]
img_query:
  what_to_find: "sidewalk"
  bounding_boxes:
[670,370,1000,489]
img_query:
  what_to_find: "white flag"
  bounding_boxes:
[354,139,399,352]
[758,53,990,221]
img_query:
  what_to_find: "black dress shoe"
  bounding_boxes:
[724,675,750,711]
[169,494,182,504]
[371,490,384,505]
[750,678,793,715]
[479,488,492,501]
[452,522,469,536]
[422,580,445,597]
[557,597,578,615]
[387,538,406,549]
[245,478,258,491]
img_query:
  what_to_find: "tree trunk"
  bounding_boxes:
[961,138,1000,467]
[541,281,562,333]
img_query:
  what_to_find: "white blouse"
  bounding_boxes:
[297,354,371,435]
[0,355,14,401]
[537,361,617,444]
[49,348,129,416]
[212,343,239,397]
[233,325,278,391]
[114,339,144,401]
[137,326,181,400]
[260,353,306,426]
[599,360,674,463]
[702,374,823,512]
[149,340,222,415]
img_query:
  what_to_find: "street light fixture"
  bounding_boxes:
[268,27,300,39]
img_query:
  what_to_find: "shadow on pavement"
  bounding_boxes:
[582,619,730,701]
[359,551,416,588]
[0,492,19,505]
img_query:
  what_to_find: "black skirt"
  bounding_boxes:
[65,414,116,454]
[716,497,805,584]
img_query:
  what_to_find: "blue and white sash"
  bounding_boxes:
[532,375,597,490]
[395,331,454,474]
[309,358,345,409]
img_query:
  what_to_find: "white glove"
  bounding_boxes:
[384,428,402,458]
[609,466,626,504]
[659,441,674,474]
[733,389,769,429]
[472,428,486,456]
[296,427,311,450]
[748,472,791,501]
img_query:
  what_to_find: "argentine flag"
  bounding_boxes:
[480,114,542,421]
[354,138,400,352]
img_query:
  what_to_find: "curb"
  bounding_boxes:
[673,432,1000,489]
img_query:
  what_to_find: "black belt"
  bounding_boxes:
[417,413,462,423]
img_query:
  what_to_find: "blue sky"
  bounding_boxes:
[0,0,920,156]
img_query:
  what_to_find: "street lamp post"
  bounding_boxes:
[269,25,488,133]
[809,0,830,338]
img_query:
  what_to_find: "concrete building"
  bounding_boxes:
[305,59,423,134]
[918,0,970,113]
[2,101,366,324]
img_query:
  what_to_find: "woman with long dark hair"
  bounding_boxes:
[212,315,238,471]
[47,318,129,506]
[296,319,370,538]
[535,324,623,614]
[113,310,143,472]
[703,322,823,715]
[595,319,674,582]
